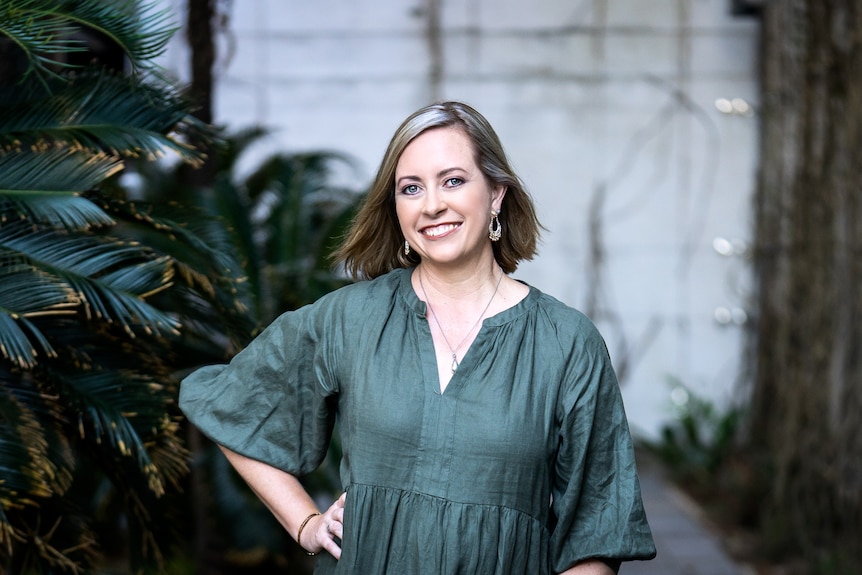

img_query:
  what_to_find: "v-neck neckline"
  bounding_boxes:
[397,267,538,395]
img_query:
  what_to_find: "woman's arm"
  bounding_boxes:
[559,558,616,575]
[219,446,345,559]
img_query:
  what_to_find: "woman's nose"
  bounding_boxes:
[422,188,447,215]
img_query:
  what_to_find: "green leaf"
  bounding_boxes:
[0,313,40,368]
[0,0,177,84]
[85,191,257,349]
[0,146,123,192]
[0,73,206,163]
[0,375,74,503]
[0,1,217,571]
[0,191,115,230]
[58,368,186,496]
[0,265,75,367]
[0,223,179,336]
[0,264,76,315]
[0,1,87,84]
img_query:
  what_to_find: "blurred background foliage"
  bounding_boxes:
[639,379,743,491]
[0,1,357,573]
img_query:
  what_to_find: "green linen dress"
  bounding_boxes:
[179,267,656,574]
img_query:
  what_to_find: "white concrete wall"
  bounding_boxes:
[159,0,759,438]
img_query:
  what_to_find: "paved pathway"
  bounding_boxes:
[623,454,754,575]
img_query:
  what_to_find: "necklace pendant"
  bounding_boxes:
[418,267,505,378]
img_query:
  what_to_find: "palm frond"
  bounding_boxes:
[58,369,186,496]
[0,369,97,573]
[0,265,77,367]
[0,192,115,231]
[0,401,54,507]
[0,146,122,192]
[54,0,176,70]
[0,223,179,336]
[244,152,360,312]
[0,73,207,164]
[244,150,356,203]
[0,375,74,506]
[88,191,257,348]
[0,0,176,84]
[0,144,119,230]
[0,1,225,571]
[0,264,77,315]
[0,1,87,84]
[220,126,269,176]
[0,314,49,369]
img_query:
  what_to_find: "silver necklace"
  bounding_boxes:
[418,267,504,373]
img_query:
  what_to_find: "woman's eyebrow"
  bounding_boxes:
[396,167,467,187]
[437,167,466,178]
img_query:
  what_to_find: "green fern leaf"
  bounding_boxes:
[0,0,176,84]
[0,224,179,336]
[0,73,206,163]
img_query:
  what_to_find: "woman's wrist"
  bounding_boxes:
[297,511,321,556]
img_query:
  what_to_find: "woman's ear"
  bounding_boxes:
[491,184,506,211]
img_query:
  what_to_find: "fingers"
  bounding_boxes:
[326,492,346,541]
[307,492,348,560]
[335,491,347,507]
[319,529,342,560]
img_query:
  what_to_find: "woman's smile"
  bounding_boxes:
[421,222,461,238]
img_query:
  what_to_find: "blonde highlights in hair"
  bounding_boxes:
[332,101,542,280]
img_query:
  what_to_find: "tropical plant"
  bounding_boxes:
[118,126,361,573]
[639,379,742,487]
[129,126,362,323]
[0,1,254,573]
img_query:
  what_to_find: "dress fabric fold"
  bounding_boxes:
[179,267,656,574]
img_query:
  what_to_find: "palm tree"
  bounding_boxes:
[131,126,361,323]
[0,1,254,572]
[123,126,360,573]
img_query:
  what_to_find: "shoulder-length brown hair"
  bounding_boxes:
[332,101,543,280]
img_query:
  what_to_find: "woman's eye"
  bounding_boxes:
[445,177,464,187]
[401,184,420,195]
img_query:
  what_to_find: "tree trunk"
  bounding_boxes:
[186,0,217,187]
[185,0,219,572]
[749,0,862,565]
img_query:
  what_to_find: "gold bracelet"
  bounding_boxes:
[297,511,321,556]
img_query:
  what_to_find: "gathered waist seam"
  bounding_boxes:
[344,481,548,528]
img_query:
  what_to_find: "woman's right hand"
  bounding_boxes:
[216,447,347,561]
[301,492,347,559]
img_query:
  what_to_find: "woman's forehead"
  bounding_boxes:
[396,128,476,173]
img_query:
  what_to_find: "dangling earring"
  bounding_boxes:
[404,240,411,255]
[488,210,502,242]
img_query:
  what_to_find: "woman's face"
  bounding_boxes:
[394,127,504,269]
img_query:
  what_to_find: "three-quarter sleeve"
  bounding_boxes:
[549,321,656,572]
[179,300,341,476]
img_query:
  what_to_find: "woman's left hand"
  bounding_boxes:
[303,492,347,559]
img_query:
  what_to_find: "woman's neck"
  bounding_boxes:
[416,260,501,302]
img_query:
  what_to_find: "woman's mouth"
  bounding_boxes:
[421,223,460,238]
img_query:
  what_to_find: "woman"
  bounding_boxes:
[180,101,655,574]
